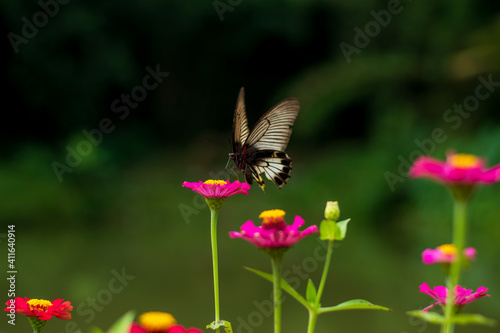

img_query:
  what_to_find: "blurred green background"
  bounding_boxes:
[2,0,500,332]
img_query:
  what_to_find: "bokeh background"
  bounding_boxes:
[2,0,500,332]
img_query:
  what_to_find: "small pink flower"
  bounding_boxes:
[419,283,489,312]
[464,247,477,259]
[229,209,318,249]
[422,244,476,264]
[182,180,250,199]
[409,152,500,185]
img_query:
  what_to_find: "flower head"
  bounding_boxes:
[4,297,72,333]
[409,153,500,185]
[419,283,489,312]
[182,180,250,210]
[182,180,250,198]
[4,297,73,321]
[422,244,476,264]
[409,152,500,200]
[129,312,201,333]
[139,312,177,332]
[229,209,318,251]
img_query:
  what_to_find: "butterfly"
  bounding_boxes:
[229,87,300,190]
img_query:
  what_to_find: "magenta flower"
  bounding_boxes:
[419,283,489,312]
[182,179,250,210]
[229,209,318,250]
[422,244,476,264]
[463,247,477,260]
[128,312,202,333]
[182,180,250,198]
[409,152,500,185]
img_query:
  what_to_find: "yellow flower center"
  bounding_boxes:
[139,312,176,332]
[27,299,52,311]
[448,154,480,169]
[259,209,286,230]
[437,244,457,255]
[204,179,228,186]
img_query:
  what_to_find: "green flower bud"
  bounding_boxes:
[324,201,340,222]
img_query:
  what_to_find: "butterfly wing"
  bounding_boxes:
[247,151,293,189]
[244,97,300,153]
[243,97,299,189]
[232,87,250,152]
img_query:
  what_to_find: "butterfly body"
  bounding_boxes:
[230,88,299,190]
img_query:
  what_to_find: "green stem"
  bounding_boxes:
[307,240,334,333]
[271,255,283,333]
[440,317,451,333]
[314,240,334,308]
[211,209,221,333]
[307,309,318,333]
[442,200,467,333]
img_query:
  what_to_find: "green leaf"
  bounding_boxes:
[407,311,496,326]
[244,266,311,310]
[206,320,233,332]
[451,314,496,326]
[108,311,135,333]
[306,279,317,304]
[335,218,351,240]
[319,299,390,314]
[407,310,445,324]
[320,220,339,240]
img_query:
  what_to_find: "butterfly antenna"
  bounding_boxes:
[224,156,231,170]
[224,156,232,180]
[224,158,241,181]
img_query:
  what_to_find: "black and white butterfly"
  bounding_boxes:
[229,87,300,190]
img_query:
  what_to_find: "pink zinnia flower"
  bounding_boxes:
[409,152,500,185]
[182,180,250,198]
[422,244,476,264]
[419,283,489,312]
[182,179,250,210]
[131,322,201,333]
[229,209,318,249]
[129,312,201,333]
[4,297,72,320]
